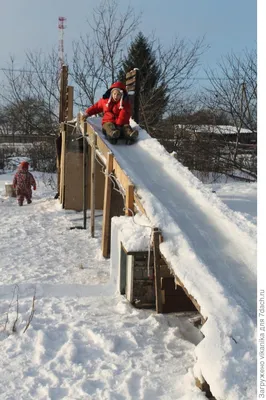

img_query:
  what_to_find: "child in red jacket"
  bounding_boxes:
[13,161,36,206]
[83,81,138,143]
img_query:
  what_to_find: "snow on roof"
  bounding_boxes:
[177,124,253,135]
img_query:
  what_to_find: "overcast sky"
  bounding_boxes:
[1,0,256,81]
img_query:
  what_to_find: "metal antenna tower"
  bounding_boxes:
[58,16,66,71]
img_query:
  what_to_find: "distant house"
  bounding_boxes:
[175,124,257,144]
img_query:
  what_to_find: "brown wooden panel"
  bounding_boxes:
[64,150,104,211]
[159,254,203,317]
[64,152,84,210]
[113,159,133,190]
[162,295,197,313]
[59,130,66,205]
[86,121,111,160]
[134,194,146,216]
[126,84,136,92]
[126,69,137,79]
[126,76,136,87]
[161,277,176,295]
[59,66,68,123]
[66,86,74,121]
[102,153,114,257]
[125,184,134,216]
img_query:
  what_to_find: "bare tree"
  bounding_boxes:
[203,49,257,133]
[0,107,10,135]
[71,0,140,108]
[72,39,106,107]
[25,48,60,121]
[157,36,207,107]
[0,54,59,135]
[201,48,257,179]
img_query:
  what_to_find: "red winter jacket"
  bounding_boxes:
[85,81,131,126]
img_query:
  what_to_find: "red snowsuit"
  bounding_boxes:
[84,81,131,126]
[13,163,36,206]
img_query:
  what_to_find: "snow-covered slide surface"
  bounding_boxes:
[89,118,257,400]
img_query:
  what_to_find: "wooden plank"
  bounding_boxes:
[125,184,134,216]
[174,275,204,320]
[159,253,203,318]
[96,136,110,160]
[59,66,68,122]
[90,131,96,237]
[125,76,136,87]
[86,121,110,160]
[153,228,163,313]
[83,122,88,229]
[102,152,114,258]
[66,86,74,121]
[57,122,66,196]
[113,159,133,190]
[64,153,86,211]
[132,69,140,123]
[86,123,96,140]
[126,84,136,93]
[95,149,106,165]
[134,194,146,216]
[126,69,137,79]
[59,130,66,205]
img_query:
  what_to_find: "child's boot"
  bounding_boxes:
[122,125,138,144]
[103,122,120,140]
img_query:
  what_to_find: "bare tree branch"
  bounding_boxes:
[71,0,140,108]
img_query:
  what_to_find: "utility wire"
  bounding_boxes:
[0,67,237,81]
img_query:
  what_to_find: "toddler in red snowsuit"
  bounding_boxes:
[13,161,36,206]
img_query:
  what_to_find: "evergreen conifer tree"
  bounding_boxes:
[118,32,168,132]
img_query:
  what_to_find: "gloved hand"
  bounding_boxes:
[33,186,36,191]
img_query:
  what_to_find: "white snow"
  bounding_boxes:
[87,118,257,400]
[0,118,257,400]
[0,171,207,400]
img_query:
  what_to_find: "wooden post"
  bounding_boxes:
[102,152,113,258]
[126,68,140,124]
[125,184,134,216]
[83,121,88,229]
[153,228,163,313]
[66,86,74,121]
[57,65,68,198]
[57,122,65,199]
[133,69,140,124]
[90,132,96,237]
[59,129,66,206]
[59,66,68,123]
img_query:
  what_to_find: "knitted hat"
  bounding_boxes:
[107,87,124,109]
[20,161,29,170]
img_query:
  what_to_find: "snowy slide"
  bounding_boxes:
[89,118,257,400]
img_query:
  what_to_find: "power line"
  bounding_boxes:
[0,67,55,75]
[0,68,236,81]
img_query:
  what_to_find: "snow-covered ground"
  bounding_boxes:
[0,171,207,400]
[0,144,257,400]
[209,181,257,226]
